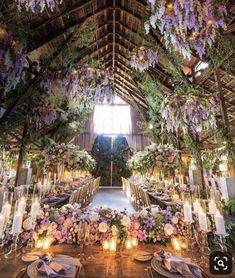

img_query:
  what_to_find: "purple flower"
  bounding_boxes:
[41,218,50,227]
[144,217,155,229]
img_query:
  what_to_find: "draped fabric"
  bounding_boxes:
[74,105,151,152]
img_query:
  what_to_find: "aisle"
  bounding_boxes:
[90,188,135,213]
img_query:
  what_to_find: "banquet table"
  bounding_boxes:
[147,191,184,208]
[0,244,234,278]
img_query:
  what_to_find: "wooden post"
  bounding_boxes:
[214,70,230,130]
[14,123,28,187]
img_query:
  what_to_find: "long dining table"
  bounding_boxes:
[1,243,234,278]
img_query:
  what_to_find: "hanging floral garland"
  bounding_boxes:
[144,0,227,58]
[16,0,63,13]
[161,94,220,133]
[0,26,27,93]
[130,46,158,72]
[41,64,113,107]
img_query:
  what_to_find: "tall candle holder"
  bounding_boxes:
[5,201,23,259]
[216,233,228,252]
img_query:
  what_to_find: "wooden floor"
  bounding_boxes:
[89,188,135,213]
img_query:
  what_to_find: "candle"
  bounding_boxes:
[193,199,201,214]
[18,197,27,214]
[209,199,217,215]
[103,240,110,250]
[0,214,5,237]
[198,208,208,232]
[172,238,181,251]
[183,201,193,223]
[1,202,11,223]
[43,238,51,249]
[215,210,226,235]
[35,239,43,249]
[126,239,132,250]
[131,238,138,247]
[30,198,40,219]
[109,239,116,251]
[11,212,23,234]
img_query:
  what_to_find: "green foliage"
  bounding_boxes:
[226,221,235,249]
[226,197,235,216]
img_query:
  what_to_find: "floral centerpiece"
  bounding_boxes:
[161,94,220,133]
[12,205,184,247]
[42,143,70,169]
[0,25,27,93]
[144,0,227,58]
[127,143,178,172]
[130,47,158,72]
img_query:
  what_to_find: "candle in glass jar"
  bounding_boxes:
[126,239,132,250]
[12,212,23,234]
[31,198,40,219]
[172,238,181,251]
[103,240,110,250]
[109,239,116,251]
[208,199,217,215]
[198,208,208,232]
[132,238,138,247]
[1,202,11,222]
[18,197,27,214]
[183,201,193,223]
[0,214,5,236]
[215,210,226,235]
[193,199,201,214]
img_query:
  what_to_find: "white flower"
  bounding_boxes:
[164,223,174,236]
[151,207,159,215]
[121,215,130,227]
[89,212,100,222]
[98,222,109,233]
[140,209,148,218]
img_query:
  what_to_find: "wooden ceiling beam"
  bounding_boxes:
[31,7,109,50]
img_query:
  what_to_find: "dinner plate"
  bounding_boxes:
[151,257,183,278]
[133,251,152,262]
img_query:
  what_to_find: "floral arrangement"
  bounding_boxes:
[130,47,158,72]
[15,205,184,247]
[144,0,227,58]
[127,143,178,172]
[42,143,70,168]
[64,149,96,172]
[16,0,63,13]
[0,25,27,93]
[161,94,220,133]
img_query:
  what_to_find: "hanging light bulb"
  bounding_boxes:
[149,123,153,130]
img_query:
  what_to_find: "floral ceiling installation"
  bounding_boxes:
[16,0,63,13]
[161,94,220,133]
[130,47,158,72]
[41,64,113,107]
[127,143,178,172]
[0,26,27,93]
[145,0,227,58]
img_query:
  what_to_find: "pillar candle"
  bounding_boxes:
[30,199,40,219]
[209,199,217,215]
[0,214,5,236]
[193,199,201,214]
[18,197,27,214]
[183,201,193,223]
[215,210,226,235]
[1,202,11,223]
[198,209,208,232]
[12,212,23,234]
